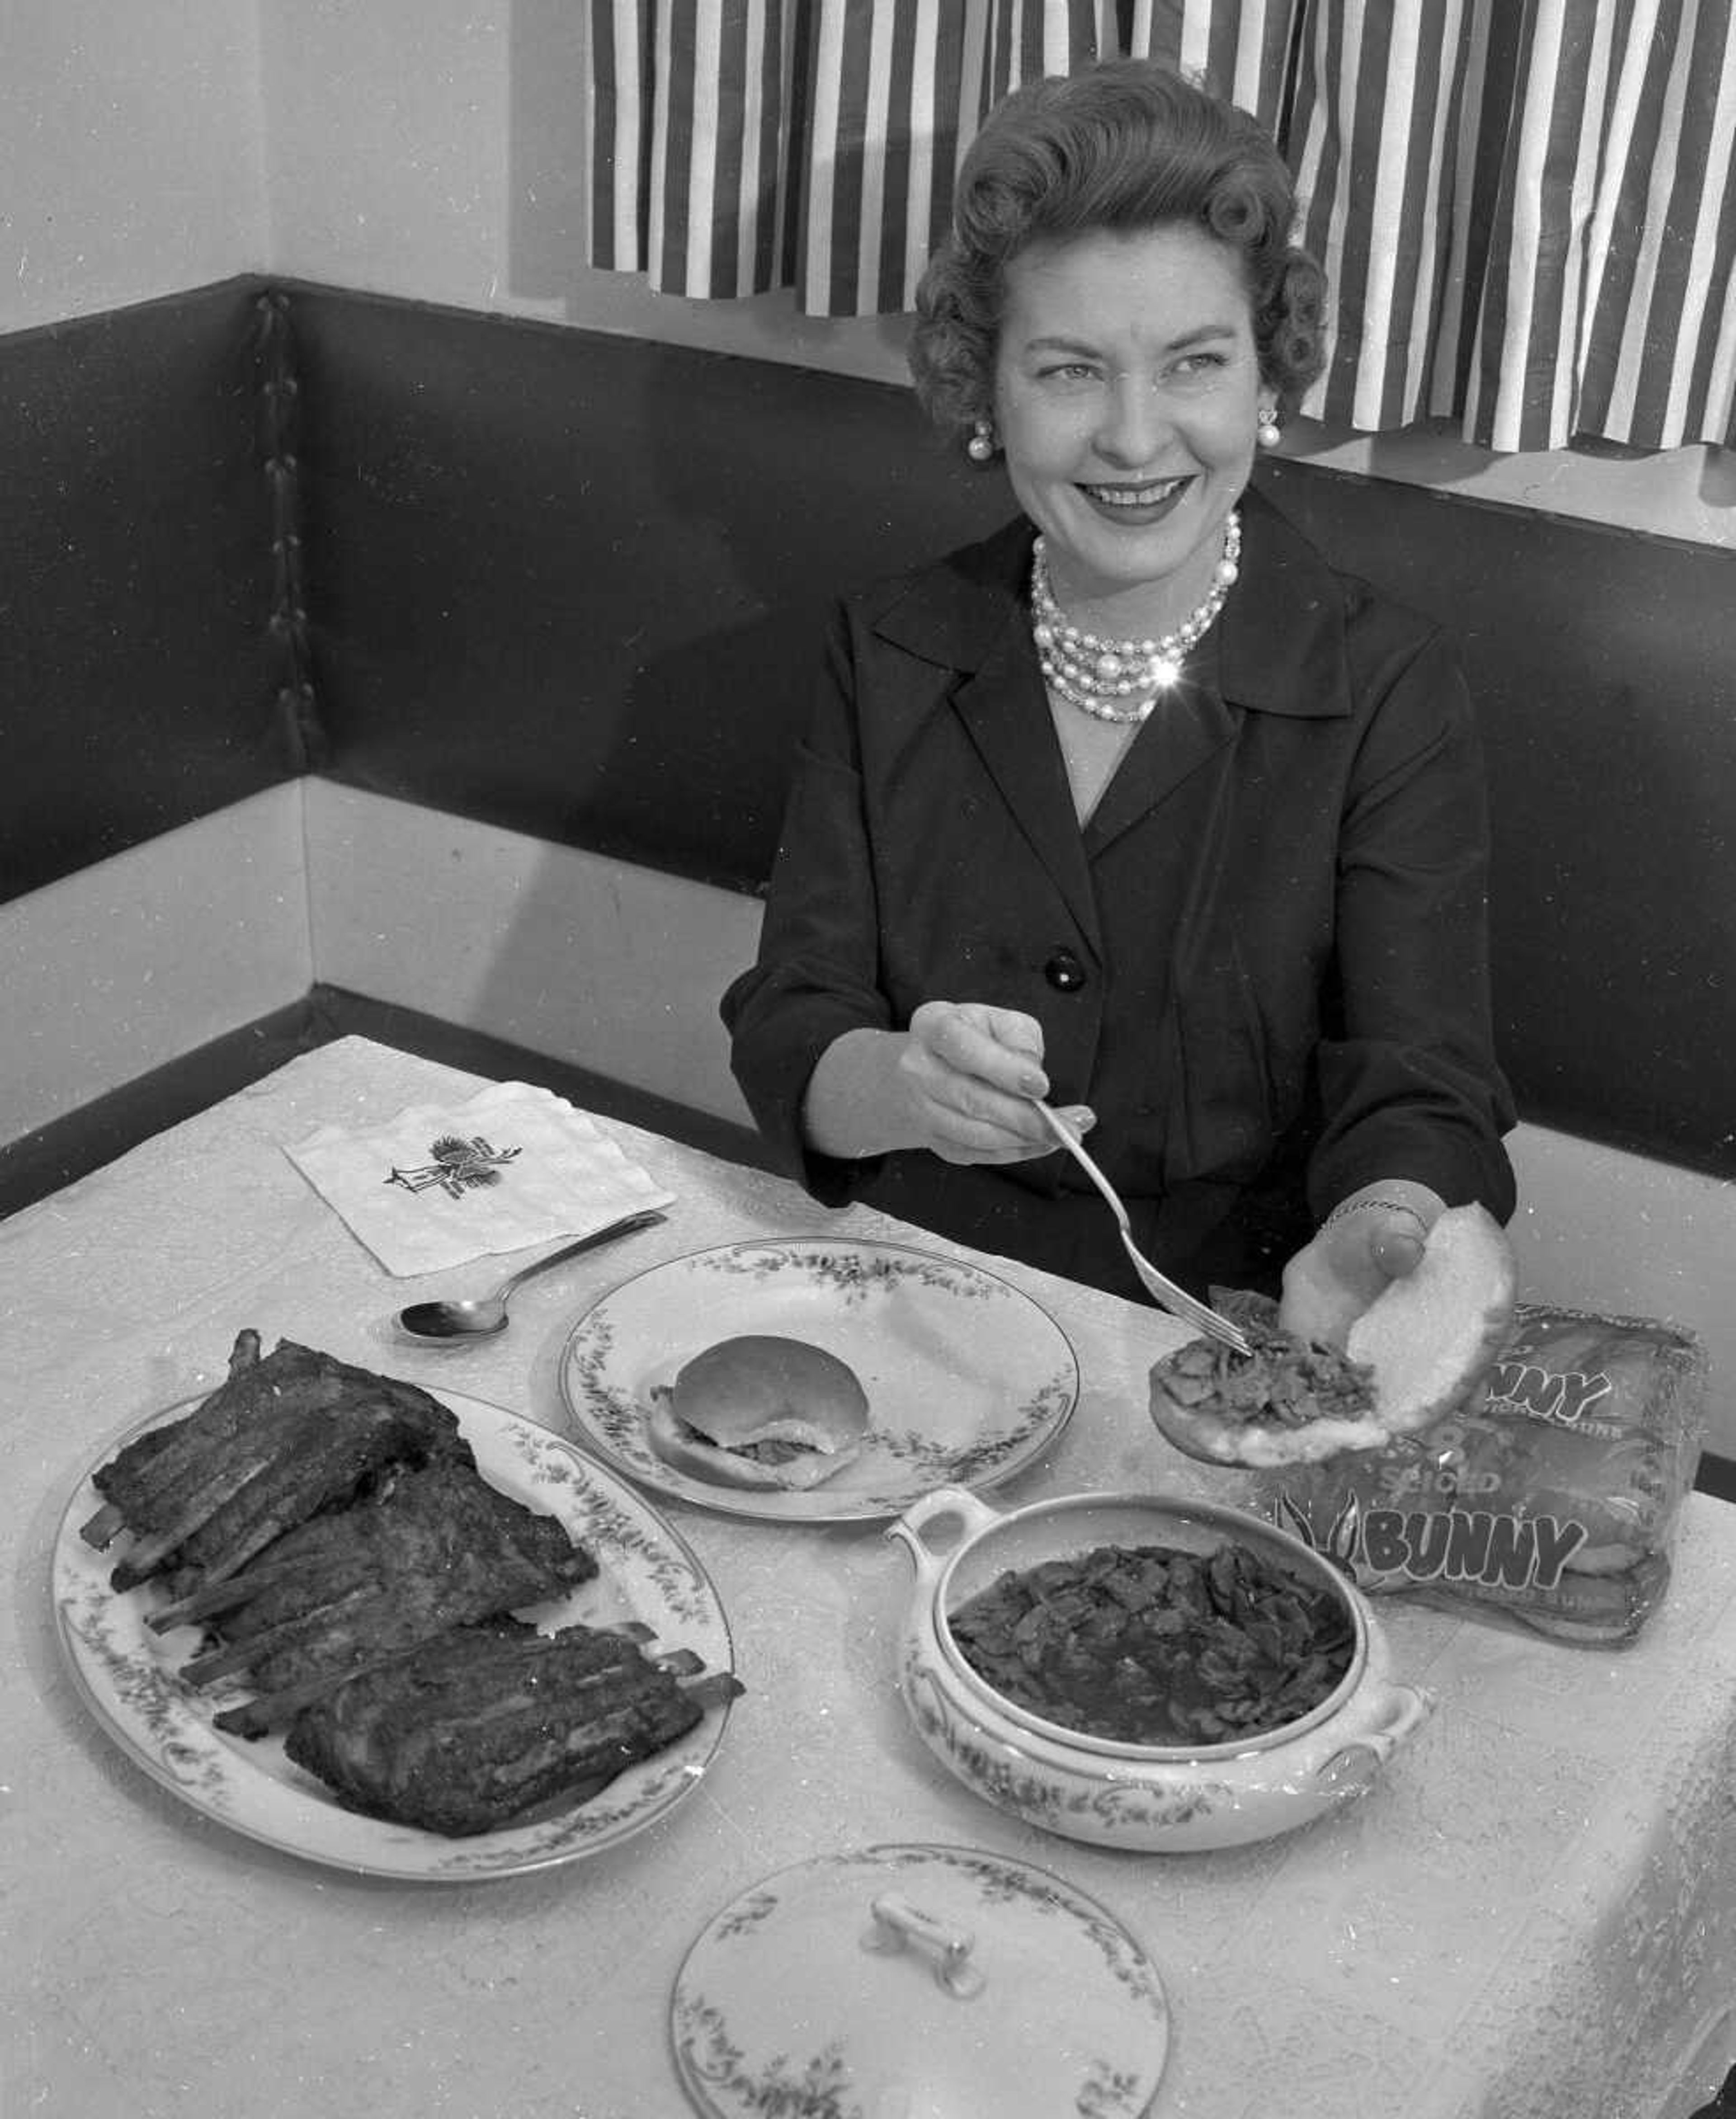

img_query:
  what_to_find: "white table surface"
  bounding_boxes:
[5,1036,1733,2119]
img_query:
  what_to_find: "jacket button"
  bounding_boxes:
[1043,948,1087,993]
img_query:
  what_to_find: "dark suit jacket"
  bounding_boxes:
[722,486,1517,1300]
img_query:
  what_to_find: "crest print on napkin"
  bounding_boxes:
[387,1135,523,1198]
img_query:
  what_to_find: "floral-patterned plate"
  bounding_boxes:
[670,1842,1170,2118]
[51,1391,737,1881]
[558,1238,1080,1522]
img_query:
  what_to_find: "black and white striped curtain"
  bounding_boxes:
[587,0,1736,452]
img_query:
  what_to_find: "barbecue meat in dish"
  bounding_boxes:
[81,1332,472,1593]
[284,1619,741,1836]
[1150,1313,1383,1469]
[153,1461,600,1736]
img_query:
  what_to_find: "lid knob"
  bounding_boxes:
[863,1892,986,2000]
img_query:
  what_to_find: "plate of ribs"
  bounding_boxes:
[53,1328,741,1880]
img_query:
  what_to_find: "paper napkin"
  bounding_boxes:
[285,1080,675,1276]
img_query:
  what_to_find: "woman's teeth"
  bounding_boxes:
[1082,478,1186,508]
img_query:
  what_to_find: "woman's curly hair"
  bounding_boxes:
[909,59,1327,442]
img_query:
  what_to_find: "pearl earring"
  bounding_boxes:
[1257,406,1282,449]
[966,417,996,463]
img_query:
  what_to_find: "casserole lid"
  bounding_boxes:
[670,1842,1169,2118]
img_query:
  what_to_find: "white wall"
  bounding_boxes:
[258,0,526,318]
[0,0,266,334]
[0,787,313,1142]
[301,779,754,1126]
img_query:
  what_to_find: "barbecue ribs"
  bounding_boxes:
[284,1619,740,1836]
[81,1332,472,1593]
[153,1460,600,1736]
[83,1330,742,1839]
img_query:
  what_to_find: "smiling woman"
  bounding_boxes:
[722,57,1518,1359]
[989,221,1269,844]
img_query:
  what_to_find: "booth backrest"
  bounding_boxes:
[5,278,1732,1181]
[2,281,290,901]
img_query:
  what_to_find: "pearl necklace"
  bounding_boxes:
[1030,510,1242,724]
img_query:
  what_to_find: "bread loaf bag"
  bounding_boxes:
[1263,1304,1708,1644]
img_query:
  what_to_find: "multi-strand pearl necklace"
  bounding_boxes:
[1030,510,1242,724]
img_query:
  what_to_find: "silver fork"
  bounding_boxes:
[1027,1101,1251,1354]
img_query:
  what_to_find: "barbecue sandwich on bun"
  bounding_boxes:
[646,1334,870,1490]
[1150,1204,1516,1469]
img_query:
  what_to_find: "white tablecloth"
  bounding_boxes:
[5,1036,1733,2119]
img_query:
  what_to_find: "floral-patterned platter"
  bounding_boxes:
[558,1238,1080,1523]
[670,1842,1170,2118]
[51,1390,737,1881]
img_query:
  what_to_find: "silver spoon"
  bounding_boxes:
[393,1209,666,1341]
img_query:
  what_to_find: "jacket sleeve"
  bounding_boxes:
[1306,626,1518,1223]
[719,602,893,1203]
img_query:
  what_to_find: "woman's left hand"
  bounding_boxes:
[1278,1180,1446,1348]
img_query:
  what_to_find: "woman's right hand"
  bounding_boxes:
[896,1001,1081,1164]
[802,1003,1094,1166]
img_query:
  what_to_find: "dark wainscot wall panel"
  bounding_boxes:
[282,281,1012,891]
[0,279,295,903]
[1260,458,1736,1181]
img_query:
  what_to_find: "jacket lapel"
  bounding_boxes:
[873,523,1103,955]
[1082,685,1238,860]
[950,618,1104,952]
[1082,485,1355,857]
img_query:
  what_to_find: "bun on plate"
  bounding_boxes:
[646,1335,870,1491]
